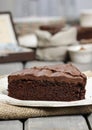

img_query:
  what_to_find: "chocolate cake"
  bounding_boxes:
[39,24,63,35]
[77,27,92,41]
[8,64,87,101]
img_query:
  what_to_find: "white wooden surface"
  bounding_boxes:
[0,62,23,75]
[0,0,92,20]
[0,115,91,130]
[0,120,23,130]
[25,116,89,130]
[25,61,63,68]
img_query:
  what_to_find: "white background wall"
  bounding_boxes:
[0,0,92,20]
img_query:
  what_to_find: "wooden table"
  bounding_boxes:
[0,114,92,130]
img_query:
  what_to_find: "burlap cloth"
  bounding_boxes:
[0,102,91,119]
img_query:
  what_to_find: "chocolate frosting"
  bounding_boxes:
[8,63,86,101]
[9,64,86,79]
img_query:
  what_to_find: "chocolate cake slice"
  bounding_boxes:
[8,64,87,101]
[39,24,63,35]
[77,26,92,41]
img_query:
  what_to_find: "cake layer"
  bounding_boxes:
[77,27,92,40]
[39,24,63,35]
[8,64,87,101]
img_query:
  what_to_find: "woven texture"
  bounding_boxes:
[0,102,92,119]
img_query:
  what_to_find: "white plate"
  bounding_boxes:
[0,76,92,107]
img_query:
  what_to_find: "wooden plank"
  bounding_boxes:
[25,61,63,68]
[25,116,89,130]
[0,120,23,130]
[1,0,92,18]
[0,51,36,63]
[37,0,49,16]
[29,0,38,16]
[0,62,23,75]
[69,62,92,71]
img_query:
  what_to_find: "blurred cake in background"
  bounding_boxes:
[39,24,63,35]
[17,17,65,49]
[77,27,92,42]
[36,26,78,61]
[77,10,92,43]
[36,26,77,47]
[14,17,65,36]
[15,17,79,62]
